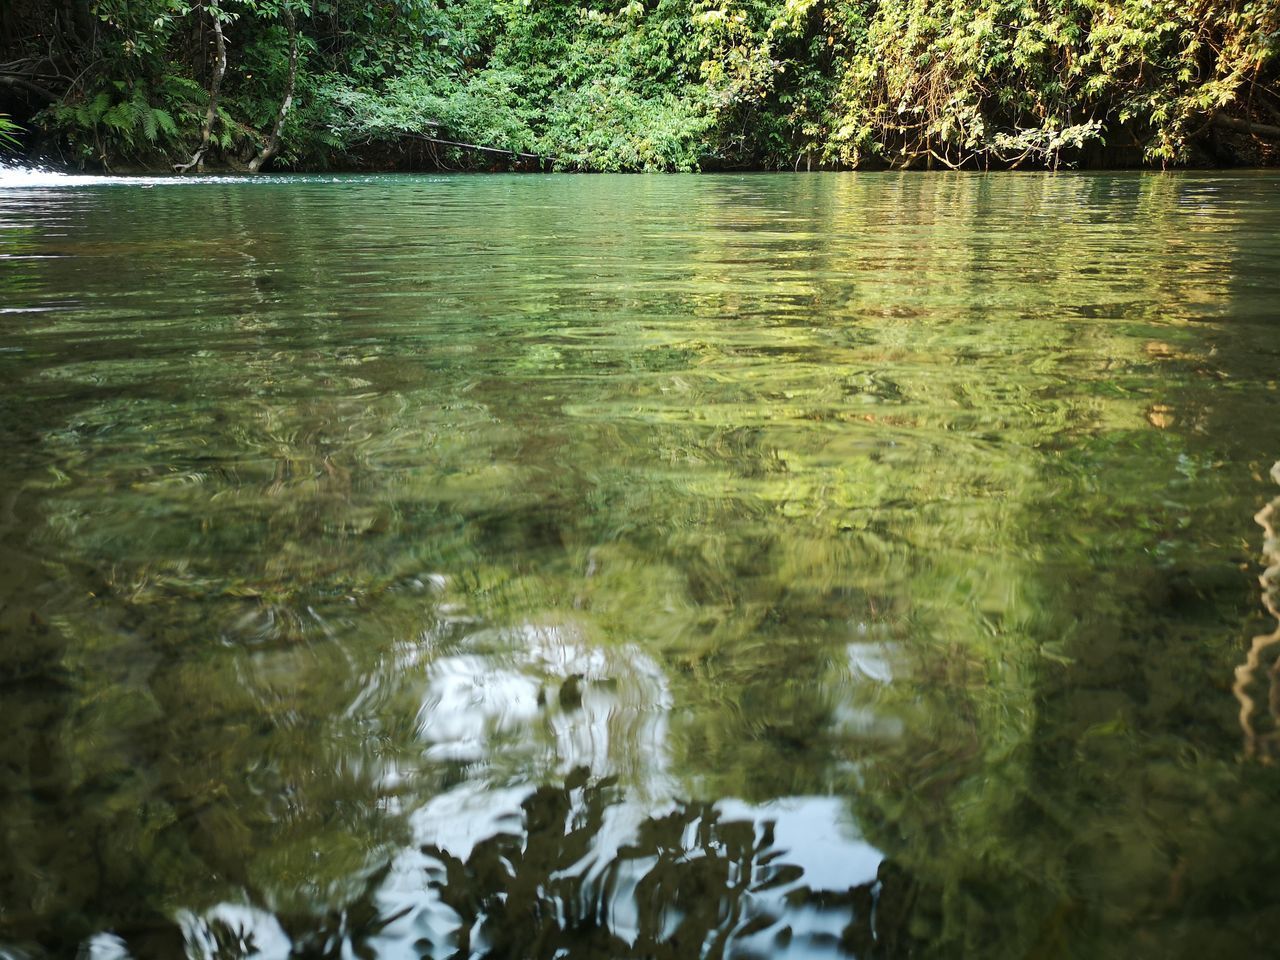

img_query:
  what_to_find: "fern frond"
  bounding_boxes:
[103,102,137,135]
[80,92,111,125]
[153,108,178,138]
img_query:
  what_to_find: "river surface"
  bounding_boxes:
[1,170,1279,959]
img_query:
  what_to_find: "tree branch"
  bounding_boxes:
[248,7,298,174]
[174,1,226,174]
[0,73,59,102]
[1213,113,1280,140]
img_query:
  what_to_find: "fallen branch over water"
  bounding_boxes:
[406,132,556,166]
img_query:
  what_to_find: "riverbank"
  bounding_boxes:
[9,128,1280,178]
[10,119,1278,176]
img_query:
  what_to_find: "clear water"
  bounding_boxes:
[1,169,1279,958]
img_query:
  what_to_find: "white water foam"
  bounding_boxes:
[0,160,160,188]
[0,160,342,188]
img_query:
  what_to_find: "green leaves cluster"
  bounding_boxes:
[820,0,1280,167]
[49,81,182,155]
[0,114,22,150]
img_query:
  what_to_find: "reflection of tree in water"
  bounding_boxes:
[142,768,921,960]
[1234,462,1280,760]
[829,441,1280,958]
[409,773,913,960]
[0,607,415,958]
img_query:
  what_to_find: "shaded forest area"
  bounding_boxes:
[1,0,1279,172]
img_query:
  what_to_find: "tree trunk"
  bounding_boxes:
[69,0,96,47]
[174,1,226,174]
[248,7,298,174]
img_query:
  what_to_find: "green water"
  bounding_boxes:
[1,171,1279,958]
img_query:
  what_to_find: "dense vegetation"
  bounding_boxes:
[2,1,1279,169]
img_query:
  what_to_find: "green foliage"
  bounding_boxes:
[0,114,21,150]
[541,81,712,171]
[311,70,537,156]
[7,0,1280,168]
